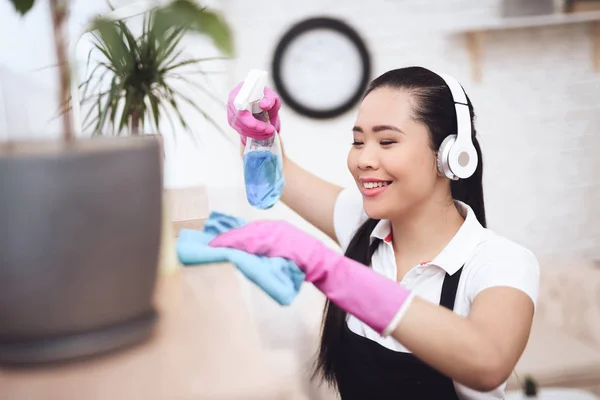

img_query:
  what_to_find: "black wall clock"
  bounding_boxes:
[271,17,371,119]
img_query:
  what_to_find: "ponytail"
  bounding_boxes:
[311,218,380,389]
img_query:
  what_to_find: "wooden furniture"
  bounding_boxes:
[0,265,294,400]
[0,187,297,399]
[452,11,600,81]
[165,186,210,234]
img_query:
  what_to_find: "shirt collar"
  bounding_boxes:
[369,201,490,275]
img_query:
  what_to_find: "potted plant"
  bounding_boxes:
[73,1,234,140]
[0,0,233,365]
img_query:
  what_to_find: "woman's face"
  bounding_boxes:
[347,87,441,220]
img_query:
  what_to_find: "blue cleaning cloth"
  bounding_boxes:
[176,211,305,306]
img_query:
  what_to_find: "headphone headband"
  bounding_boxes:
[436,73,472,147]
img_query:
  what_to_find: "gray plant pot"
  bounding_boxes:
[0,136,163,365]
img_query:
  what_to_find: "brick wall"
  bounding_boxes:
[1,0,598,259]
[218,0,600,260]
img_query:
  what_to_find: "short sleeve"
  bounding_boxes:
[467,238,541,309]
[333,187,368,252]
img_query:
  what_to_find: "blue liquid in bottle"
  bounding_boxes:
[242,110,285,210]
[243,150,284,209]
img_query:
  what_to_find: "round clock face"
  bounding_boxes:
[272,18,371,119]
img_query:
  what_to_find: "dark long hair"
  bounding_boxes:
[311,66,486,390]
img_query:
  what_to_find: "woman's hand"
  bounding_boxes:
[209,220,414,336]
[226,82,343,245]
[209,220,322,270]
[227,82,282,145]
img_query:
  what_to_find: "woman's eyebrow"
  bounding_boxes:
[352,125,404,134]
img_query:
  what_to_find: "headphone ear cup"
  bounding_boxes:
[437,135,458,180]
[448,140,478,179]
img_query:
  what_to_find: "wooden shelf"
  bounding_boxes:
[452,11,600,82]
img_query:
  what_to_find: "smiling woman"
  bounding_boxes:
[217,66,539,400]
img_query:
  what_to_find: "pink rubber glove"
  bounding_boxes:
[209,220,414,336]
[227,82,282,146]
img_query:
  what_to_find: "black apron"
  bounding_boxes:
[337,267,464,400]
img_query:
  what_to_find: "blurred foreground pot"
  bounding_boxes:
[0,136,163,365]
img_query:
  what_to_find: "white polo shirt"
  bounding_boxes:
[333,187,540,400]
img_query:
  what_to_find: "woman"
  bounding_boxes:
[211,66,540,399]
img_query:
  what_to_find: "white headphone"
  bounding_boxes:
[434,73,478,180]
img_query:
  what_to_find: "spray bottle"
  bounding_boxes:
[234,69,285,209]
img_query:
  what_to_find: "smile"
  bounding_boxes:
[360,180,393,197]
[362,181,391,189]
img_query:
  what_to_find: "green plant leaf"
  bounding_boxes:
[75,0,235,144]
[168,74,224,106]
[90,18,128,73]
[154,0,234,56]
[162,57,225,73]
[156,28,185,68]
[9,0,35,15]
[118,20,139,57]
[188,8,234,56]
[147,92,161,132]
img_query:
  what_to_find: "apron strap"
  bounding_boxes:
[439,267,463,311]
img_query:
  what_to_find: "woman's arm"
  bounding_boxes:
[390,287,534,391]
[209,216,539,392]
[230,83,344,244]
[280,152,343,243]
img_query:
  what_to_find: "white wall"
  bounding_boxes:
[221,0,600,261]
[3,1,598,258]
[220,3,600,397]
[0,0,241,188]
[0,1,61,140]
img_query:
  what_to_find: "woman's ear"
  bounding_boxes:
[434,151,444,177]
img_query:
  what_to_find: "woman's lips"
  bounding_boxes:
[360,180,392,197]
